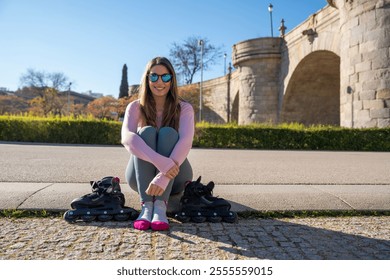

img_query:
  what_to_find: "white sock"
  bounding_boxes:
[137,201,153,221]
[152,200,168,224]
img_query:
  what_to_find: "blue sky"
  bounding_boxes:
[0,0,327,97]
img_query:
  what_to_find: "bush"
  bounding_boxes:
[193,122,390,151]
[1,116,389,151]
[0,115,121,145]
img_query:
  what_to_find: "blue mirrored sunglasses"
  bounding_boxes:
[149,73,172,83]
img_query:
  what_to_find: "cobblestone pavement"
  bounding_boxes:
[1,216,389,260]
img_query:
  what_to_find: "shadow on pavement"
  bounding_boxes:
[64,217,390,260]
[167,218,390,260]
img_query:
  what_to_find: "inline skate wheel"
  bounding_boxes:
[81,214,96,222]
[175,212,191,223]
[222,211,238,223]
[98,214,113,222]
[114,214,130,221]
[130,211,139,220]
[191,212,207,223]
[63,211,77,223]
[207,213,222,223]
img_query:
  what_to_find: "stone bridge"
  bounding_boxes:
[200,0,389,127]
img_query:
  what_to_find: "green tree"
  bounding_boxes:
[119,64,129,99]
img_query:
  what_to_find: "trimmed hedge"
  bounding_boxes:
[0,115,121,145]
[1,116,389,151]
[193,123,390,151]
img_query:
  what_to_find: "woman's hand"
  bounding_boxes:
[146,183,165,196]
[165,162,179,179]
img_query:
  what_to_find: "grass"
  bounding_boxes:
[0,209,62,219]
[237,210,390,219]
[1,209,389,220]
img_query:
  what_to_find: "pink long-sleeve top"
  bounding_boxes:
[121,99,194,190]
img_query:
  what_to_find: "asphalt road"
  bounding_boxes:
[1,142,389,185]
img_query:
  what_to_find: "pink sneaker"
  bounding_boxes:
[133,220,151,230]
[151,221,169,231]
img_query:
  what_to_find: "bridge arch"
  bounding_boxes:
[281,50,340,125]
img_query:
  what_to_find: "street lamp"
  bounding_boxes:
[227,62,232,123]
[268,3,274,37]
[198,39,204,122]
[224,53,227,76]
[67,82,72,115]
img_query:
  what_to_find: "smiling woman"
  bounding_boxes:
[121,56,195,232]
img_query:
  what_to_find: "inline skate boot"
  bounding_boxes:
[63,176,138,223]
[175,176,237,223]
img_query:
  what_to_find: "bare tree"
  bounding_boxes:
[20,68,70,92]
[19,69,71,116]
[50,72,69,91]
[169,36,222,85]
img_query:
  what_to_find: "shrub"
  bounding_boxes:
[193,122,390,151]
[0,115,121,145]
[1,116,389,151]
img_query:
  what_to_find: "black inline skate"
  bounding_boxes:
[175,176,237,223]
[63,176,138,223]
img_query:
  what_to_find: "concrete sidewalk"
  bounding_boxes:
[0,143,389,213]
[1,182,389,213]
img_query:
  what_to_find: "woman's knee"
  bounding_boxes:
[157,127,178,156]
[138,126,157,149]
[159,127,178,142]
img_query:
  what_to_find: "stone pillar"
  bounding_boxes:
[329,0,390,128]
[232,38,282,125]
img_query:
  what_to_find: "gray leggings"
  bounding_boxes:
[125,126,193,202]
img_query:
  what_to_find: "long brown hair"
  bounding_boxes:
[139,57,181,130]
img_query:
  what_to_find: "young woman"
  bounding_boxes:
[121,57,194,231]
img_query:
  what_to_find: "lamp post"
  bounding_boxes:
[268,3,274,37]
[227,62,232,123]
[224,53,227,76]
[198,39,204,122]
[67,82,72,115]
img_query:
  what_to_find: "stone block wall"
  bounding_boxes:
[232,38,282,125]
[201,72,239,123]
[330,0,390,127]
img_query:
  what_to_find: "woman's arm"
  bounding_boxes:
[150,102,195,189]
[121,100,176,175]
